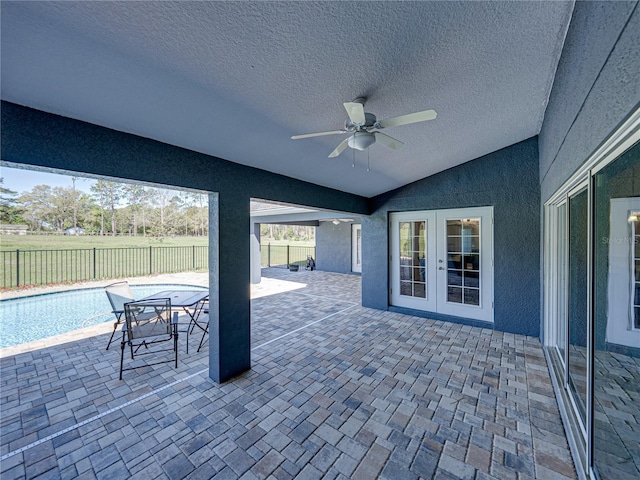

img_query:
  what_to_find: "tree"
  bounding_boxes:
[91,181,109,235]
[71,177,78,229]
[188,192,209,236]
[19,185,55,231]
[147,188,174,238]
[91,181,122,236]
[0,177,23,224]
[123,184,146,236]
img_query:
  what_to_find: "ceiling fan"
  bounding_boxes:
[319,218,353,225]
[291,97,437,158]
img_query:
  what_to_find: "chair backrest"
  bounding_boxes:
[105,281,134,314]
[124,298,172,341]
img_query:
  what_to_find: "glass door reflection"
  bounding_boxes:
[593,142,640,480]
[568,187,588,423]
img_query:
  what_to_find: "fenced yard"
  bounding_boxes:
[1,245,209,288]
[0,235,315,288]
[260,243,315,268]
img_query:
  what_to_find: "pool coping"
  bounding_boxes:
[0,283,208,303]
[0,271,210,300]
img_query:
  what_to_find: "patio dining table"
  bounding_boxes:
[138,289,209,353]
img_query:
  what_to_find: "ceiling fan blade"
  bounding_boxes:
[328,137,351,158]
[374,132,404,150]
[291,130,345,140]
[378,109,437,129]
[343,102,366,124]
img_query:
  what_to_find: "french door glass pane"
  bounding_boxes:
[447,218,480,305]
[568,188,588,422]
[593,141,640,480]
[399,221,426,298]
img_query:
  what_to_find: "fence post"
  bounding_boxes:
[93,247,97,279]
[149,246,153,275]
[268,243,271,267]
[192,245,195,269]
[287,245,290,266]
[16,249,20,288]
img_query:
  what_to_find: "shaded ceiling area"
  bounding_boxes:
[1,1,574,197]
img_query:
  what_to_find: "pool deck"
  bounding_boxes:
[0,269,576,479]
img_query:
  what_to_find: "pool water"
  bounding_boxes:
[0,284,207,349]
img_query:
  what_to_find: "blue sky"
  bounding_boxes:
[0,165,96,194]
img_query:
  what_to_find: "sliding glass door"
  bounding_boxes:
[592,147,640,480]
[544,136,639,480]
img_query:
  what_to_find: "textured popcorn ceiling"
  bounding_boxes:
[1,1,574,197]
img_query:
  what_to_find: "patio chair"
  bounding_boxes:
[104,281,135,350]
[306,255,315,271]
[188,297,209,352]
[119,298,178,380]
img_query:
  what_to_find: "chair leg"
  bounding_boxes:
[119,333,126,380]
[174,326,179,369]
[197,324,209,353]
[106,322,118,350]
[106,313,123,350]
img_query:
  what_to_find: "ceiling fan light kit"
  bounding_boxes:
[291,97,437,158]
[348,131,376,151]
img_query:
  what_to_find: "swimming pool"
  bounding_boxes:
[0,284,208,349]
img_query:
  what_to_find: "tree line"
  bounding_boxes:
[260,223,315,242]
[0,178,208,237]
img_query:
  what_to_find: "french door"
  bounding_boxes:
[389,206,494,322]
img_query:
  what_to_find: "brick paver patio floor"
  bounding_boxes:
[0,269,576,479]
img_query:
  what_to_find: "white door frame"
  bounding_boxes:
[389,211,437,311]
[351,223,362,273]
[390,207,494,322]
[435,206,494,322]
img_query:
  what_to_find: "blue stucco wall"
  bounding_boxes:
[316,221,359,274]
[538,1,639,346]
[363,138,541,336]
[539,1,640,202]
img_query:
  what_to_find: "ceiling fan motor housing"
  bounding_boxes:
[345,112,377,131]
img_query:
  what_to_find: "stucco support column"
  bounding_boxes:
[250,222,262,284]
[361,210,388,310]
[209,192,251,382]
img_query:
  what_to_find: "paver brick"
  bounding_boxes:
[437,453,476,480]
[0,270,580,480]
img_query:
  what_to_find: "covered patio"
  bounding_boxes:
[1,270,575,479]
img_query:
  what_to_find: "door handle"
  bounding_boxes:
[438,267,444,270]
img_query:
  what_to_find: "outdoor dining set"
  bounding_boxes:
[104,281,210,380]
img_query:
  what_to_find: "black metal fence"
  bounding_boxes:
[1,246,208,288]
[260,244,315,268]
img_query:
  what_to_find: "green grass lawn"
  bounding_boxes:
[0,235,209,251]
[0,235,314,251]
